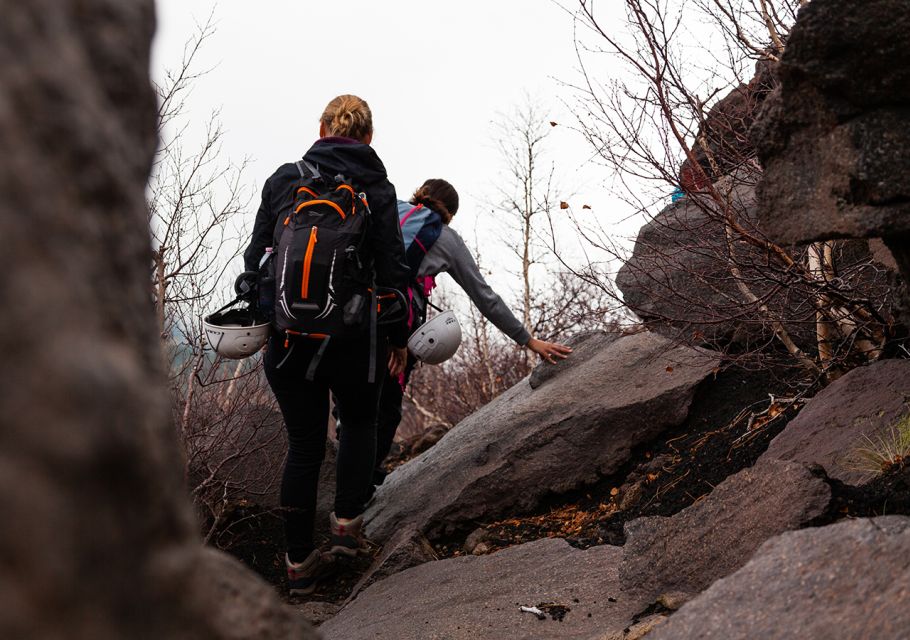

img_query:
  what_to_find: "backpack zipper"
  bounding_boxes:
[301,226,318,299]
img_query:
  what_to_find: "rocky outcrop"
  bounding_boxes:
[756,0,910,264]
[679,58,776,191]
[322,538,642,640]
[617,177,893,347]
[648,516,910,640]
[760,359,910,484]
[619,460,830,601]
[616,181,783,345]
[0,2,317,638]
[366,332,720,542]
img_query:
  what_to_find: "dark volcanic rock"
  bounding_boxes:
[620,459,830,600]
[348,526,438,601]
[679,59,777,191]
[365,332,720,543]
[0,2,317,639]
[760,359,910,485]
[756,0,910,244]
[648,516,910,640]
[617,181,774,345]
[321,538,641,640]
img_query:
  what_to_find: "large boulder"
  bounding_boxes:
[620,459,830,601]
[617,181,781,345]
[617,179,892,348]
[756,0,910,245]
[760,359,910,484]
[366,332,720,542]
[648,516,910,640]
[321,538,643,640]
[0,2,317,638]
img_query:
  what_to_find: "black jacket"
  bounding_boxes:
[243,137,411,347]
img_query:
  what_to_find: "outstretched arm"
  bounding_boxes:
[434,229,573,363]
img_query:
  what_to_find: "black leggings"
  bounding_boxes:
[265,335,385,559]
[372,355,416,484]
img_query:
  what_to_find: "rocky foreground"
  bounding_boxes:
[2,0,909,639]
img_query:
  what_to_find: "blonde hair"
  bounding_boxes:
[320,94,373,141]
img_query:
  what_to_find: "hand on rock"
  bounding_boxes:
[527,338,573,365]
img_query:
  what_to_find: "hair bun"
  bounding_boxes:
[321,96,373,141]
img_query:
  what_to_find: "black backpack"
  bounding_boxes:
[260,160,379,379]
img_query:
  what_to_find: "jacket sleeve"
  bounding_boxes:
[439,229,532,346]
[243,178,276,273]
[368,180,411,348]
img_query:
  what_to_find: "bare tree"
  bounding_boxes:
[149,17,281,539]
[492,98,559,334]
[563,0,892,382]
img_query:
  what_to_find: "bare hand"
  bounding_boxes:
[526,337,573,365]
[388,346,408,377]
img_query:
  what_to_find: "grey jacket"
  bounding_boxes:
[417,226,531,346]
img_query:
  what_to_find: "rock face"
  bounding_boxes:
[620,459,831,600]
[760,359,910,484]
[679,59,776,191]
[321,538,641,640]
[617,182,775,345]
[347,526,438,601]
[756,0,910,245]
[0,3,317,639]
[366,332,720,542]
[648,516,910,640]
[529,330,620,389]
[617,179,891,347]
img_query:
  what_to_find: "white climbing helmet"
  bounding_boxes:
[202,308,271,360]
[408,310,462,365]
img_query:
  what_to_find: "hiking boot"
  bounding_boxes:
[329,512,368,557]
[286,549,335,596]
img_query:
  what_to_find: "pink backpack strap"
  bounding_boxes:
[399,204,422,228]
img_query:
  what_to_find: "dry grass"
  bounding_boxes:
[841,413,910,477]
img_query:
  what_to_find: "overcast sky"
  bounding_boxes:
[151,0,635,305]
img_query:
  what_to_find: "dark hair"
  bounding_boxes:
[410,179,459,224]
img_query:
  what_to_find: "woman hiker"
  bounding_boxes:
[371,178,573,489]
[242,95,411,594]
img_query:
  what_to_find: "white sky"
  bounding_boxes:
[151,0,637,309]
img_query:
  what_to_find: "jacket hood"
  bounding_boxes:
[303,138,389,185]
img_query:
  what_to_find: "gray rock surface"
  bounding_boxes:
[366,332,720,542]
[620,459,830,600]
[760,359,910,484]
[756,0,910,244]
[529,330,620,389]
[0,3,317,639]
[348,526,438,601]
[322,538,641,640]
[648,516,910,640]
